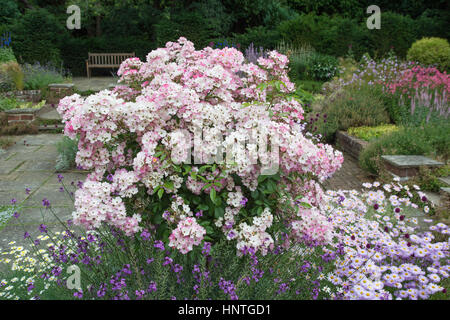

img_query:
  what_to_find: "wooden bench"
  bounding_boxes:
[86,52,135,78]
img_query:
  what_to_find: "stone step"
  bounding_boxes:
[423,191,442,207]
[438,176,450,186]
[38,124,64,131]
[382,155,444,179]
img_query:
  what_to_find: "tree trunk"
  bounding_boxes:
[95,15,102,37]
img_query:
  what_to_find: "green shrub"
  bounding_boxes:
[277,14,368,59]
[0,47,16,64]
[10,8,66,66]
[0,96,18,111]
[315,85,391,142]
[359,123,450,174]
[287,47,316,81]
[0,0,20,24]
[55,136,79,171]
[308,53,339,81]
[365,12,418,59]
[232,26,281,50]
[0,61,24,90]
[295,80,323,94]
[155,11,218,49]
[288,49,338,82]
[407,37,450,72]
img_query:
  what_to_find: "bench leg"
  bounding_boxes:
[86,61,90,78]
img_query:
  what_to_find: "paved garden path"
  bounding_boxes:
[0,134,87,261]
[323,151,372,191]
[72,77,117,92]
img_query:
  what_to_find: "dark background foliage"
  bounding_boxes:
[2,0,448,75]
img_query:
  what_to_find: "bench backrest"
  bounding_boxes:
[88,53,135,66]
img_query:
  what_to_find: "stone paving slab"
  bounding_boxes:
[22,186,75,207]
[382,155,444,168]
[5,206,73,227]
[0,191,29,206]
[0,134,88,255]
[72,77,117,92]
[438,177,450,186]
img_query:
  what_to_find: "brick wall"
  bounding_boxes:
[47,84,74,105]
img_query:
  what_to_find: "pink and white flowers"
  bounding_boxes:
[58,37,343,255]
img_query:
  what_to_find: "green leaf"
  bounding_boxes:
[164,181,174,190]
[210,188,216,203]
[198,165,211,174]
[205,226,214,234]
[157,188,164,199]
[299,202,312,209]
[201,183,212,191]
[153,213,163,224]
[214,207,224,219]
[251,190,259,199]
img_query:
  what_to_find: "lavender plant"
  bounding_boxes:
[22,62,71,91]
[244,43,268,64]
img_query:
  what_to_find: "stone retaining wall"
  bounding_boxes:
[336,131,369,159]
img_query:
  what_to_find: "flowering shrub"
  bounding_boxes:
[57,37,344,256]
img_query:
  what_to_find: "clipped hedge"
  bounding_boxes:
[407,37,450,72]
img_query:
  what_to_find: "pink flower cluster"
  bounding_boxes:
[387,65,450,97]
[72,180,142,236]
[168,217,206,254]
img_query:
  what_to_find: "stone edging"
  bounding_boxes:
[335,131,369,159]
